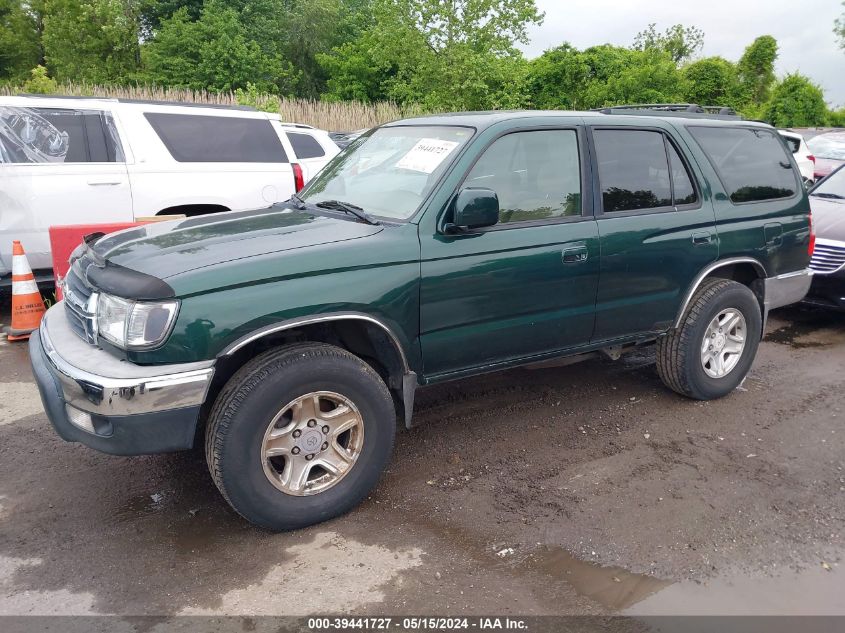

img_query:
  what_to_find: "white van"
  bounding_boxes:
[0,95,340,289]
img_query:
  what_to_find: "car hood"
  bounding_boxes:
[810,196,845,242]
[89,205,384,282]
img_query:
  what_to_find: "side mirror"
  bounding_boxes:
[445,187,499,233]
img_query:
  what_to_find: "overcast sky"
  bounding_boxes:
[519,0,845,107]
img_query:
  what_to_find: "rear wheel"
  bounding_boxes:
[657,278,762,400]
[205,343,396,530]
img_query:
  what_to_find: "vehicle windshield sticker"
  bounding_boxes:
[396,138,460,173]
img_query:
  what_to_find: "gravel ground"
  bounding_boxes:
[0,300,843,617]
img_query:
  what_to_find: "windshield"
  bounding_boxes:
[807,134,845,160]
[811,166,845,199]
[300,125,474,220]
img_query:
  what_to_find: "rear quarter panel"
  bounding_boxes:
[671,122,812,277]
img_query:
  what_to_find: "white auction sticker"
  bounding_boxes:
[396,138,460,173]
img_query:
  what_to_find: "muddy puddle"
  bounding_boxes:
[626,560,845,616]
[525,546,845,616]
[765,322,826,349]
[765,307,845,349]
[523,547,671,610]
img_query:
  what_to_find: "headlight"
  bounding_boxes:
[97,293,179,350]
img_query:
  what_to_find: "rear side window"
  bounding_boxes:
[0,107,123,163]
[668,143,697,205]
[594,130,672,212]
[144,113,288,163]
[593,130,700,213]
[782,136,800,154]
[464,129,582,224]
[37,109,88,162]
[689,127,797,203]
[286,132,325,159]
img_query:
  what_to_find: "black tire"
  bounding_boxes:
[205,342,396,531]
[657,278,762,400]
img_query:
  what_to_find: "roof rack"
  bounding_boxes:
[13,94,257,111]
[277,121,316,129]
[14,93,118,102]
[116,98,257,111]
[595,103,741,120]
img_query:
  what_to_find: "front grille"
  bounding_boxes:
[810,240,845,274]
[63,262,98,344]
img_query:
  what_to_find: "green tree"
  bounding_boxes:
[21,63,56,92]
[138,0,203,36]
[142,0,360,97]
[319,0,543,110]
[737,35,778,105]
[526,44,684,110]
[764,73,827,127]
[275,0,370,98]
[0,0,42,81]
[633,23,704,64]
[581,46,684,107]
[41,0,141,83]
[142,1,296,93]
[524,43,587,109]
[682,56,741,107]
[319,28,397,102]
[836,1,844,51]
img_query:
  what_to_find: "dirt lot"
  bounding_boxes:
[1,301,844,617]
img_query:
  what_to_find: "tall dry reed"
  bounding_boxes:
[0,83,424,131]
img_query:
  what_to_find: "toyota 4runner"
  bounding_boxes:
[30,107,814,530]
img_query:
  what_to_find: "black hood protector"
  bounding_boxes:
[74,246,175,301]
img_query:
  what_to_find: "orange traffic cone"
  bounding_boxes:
[3,241,46,341]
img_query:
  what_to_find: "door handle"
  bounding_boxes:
[87,180,122,186]
[692,231,712,246]
[562,245,588,263]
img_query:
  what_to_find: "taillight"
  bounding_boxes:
[808,212,815,256]
[292,163,305,193]
[808,154,815,164]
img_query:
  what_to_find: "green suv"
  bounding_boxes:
[30,107,814,530]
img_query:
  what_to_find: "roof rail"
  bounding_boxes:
[595,103,741,120]
[13,94,258,111]
[277,121,316,129]
[116,98,257,111]
[14,93,118,102]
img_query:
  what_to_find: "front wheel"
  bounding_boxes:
[205,343,396,530]
[657,278,762,400]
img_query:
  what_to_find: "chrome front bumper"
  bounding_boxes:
[764,268,814,312]
[39,303,215,417]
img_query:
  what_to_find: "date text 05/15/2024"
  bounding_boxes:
[307,617,529,630]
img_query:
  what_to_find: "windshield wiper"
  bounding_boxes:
[316,200,381,225]
[289,193,307,210]
[811,192,845,200]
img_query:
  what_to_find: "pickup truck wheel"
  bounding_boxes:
[205,343,395,531]
[656,278,761,400]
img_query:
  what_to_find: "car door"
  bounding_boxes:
[419,126,600,378]
[127,110,295,214]
[588,125,718,341]
[0,105,132,273]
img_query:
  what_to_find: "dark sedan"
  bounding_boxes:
[806,165,845,309]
